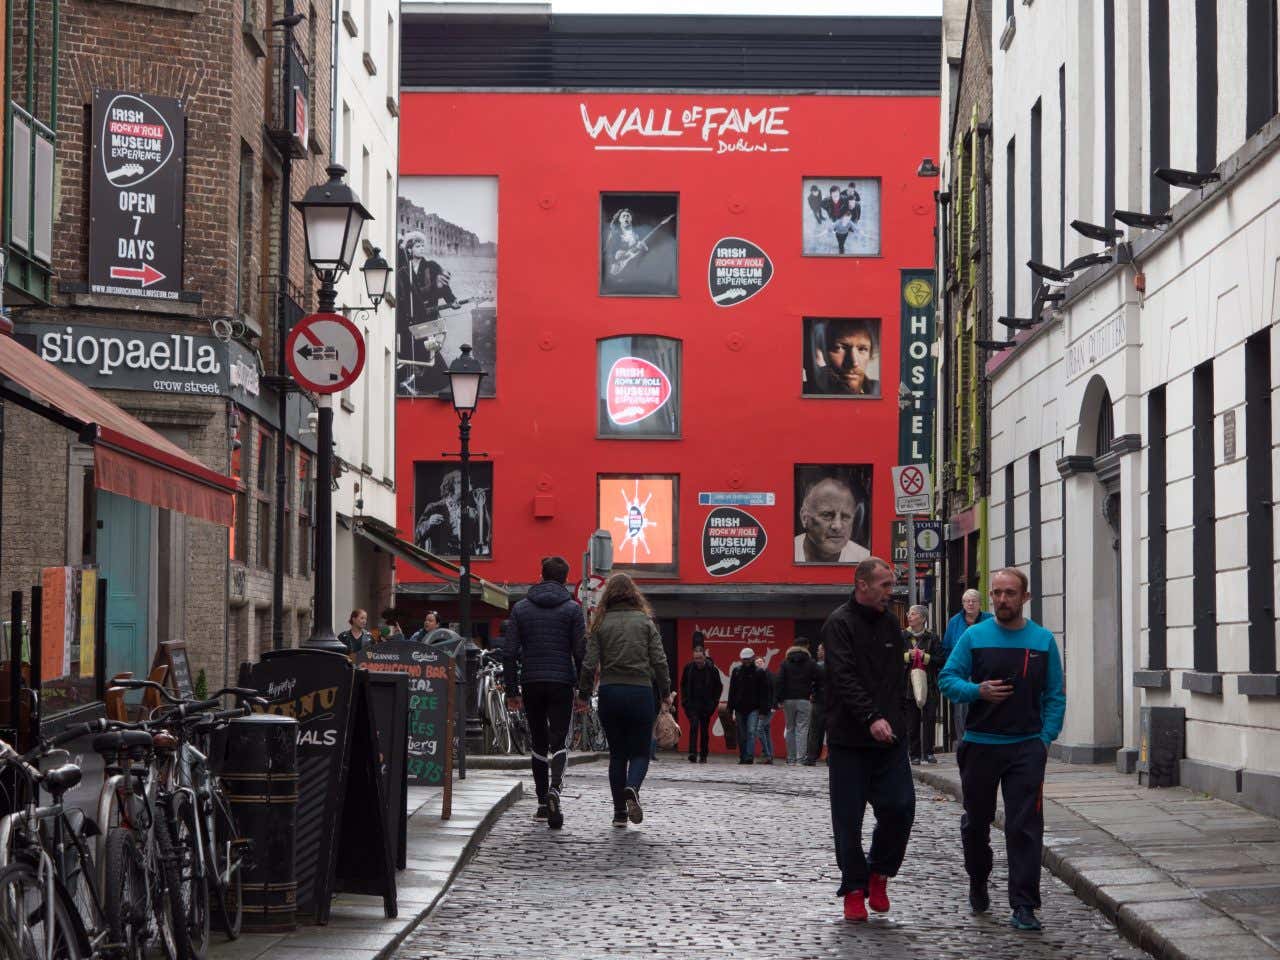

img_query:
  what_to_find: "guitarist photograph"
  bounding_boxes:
[600,194,679,296]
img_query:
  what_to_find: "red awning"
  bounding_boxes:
[0,334,236,526]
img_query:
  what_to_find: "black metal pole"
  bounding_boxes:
[457,416,471,643]
[307,278,343,652]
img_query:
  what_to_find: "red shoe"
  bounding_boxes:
[843,891,868,922]
[867,873,890,913]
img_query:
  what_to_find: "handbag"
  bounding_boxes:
[654,704,681,749]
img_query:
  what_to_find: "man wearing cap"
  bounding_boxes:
[727,647,769,765]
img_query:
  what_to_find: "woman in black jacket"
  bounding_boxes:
[680,646,723,763]
[902,604,942,764]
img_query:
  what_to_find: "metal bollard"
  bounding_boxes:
[222,714,299,932]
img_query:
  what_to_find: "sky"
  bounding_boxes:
[433,0,942,14]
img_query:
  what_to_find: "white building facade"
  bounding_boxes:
[329,0,401,629]
[986,0,1280,814]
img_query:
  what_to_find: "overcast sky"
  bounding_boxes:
[437,0,942,14]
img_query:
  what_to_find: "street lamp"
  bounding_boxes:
[361,247,392,308]
[292,164,373,652]
[444,344,486,645]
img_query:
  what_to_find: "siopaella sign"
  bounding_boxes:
[579,101,791,155]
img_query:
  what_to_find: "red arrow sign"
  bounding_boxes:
[109,263,166,288]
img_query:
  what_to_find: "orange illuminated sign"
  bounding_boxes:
[597,474,678,574]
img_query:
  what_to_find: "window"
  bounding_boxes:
[1030,99,1042,297]
[341,102,351,174]
[383,347,393,477]
[386,13,397,100]
[363,0,372,53]
[596,335,682,438]
[1246,332,1275,672]
[1195,0,1218,174]
[1149,0,1171,215]
[297,451,313,576]
[235,144,254,318]
[1003,464,1015,568]
[385,171,394,254]
[1246,0,1277,139]
[1147,387,1168,669]
[1005,137,1016,320]
[231,431,248,563]
[1028,450,1041,622]
[600,193,679,296]
[597,474,678,575]
[362,324,372,466]
[801,177,882,258]
[413,462,493,559]
[802,318,882,398]
[255,430,274,569]
[1103,0,1115,231]
[284,442,296,575]
[1191,360,1216,672]
[1058,65,1067,264]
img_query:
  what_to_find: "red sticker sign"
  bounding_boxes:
[606,356,672,426]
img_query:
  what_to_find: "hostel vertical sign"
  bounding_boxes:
[89,90,185,300]
[898,270,936,464]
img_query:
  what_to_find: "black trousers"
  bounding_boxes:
[685,710,712,758]
[957,738,1048,910]
[806,701,827,761]
[828,742,915,895]
[523,681,574,802]
[905,697,937,759]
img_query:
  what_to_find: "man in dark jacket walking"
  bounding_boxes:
[804,643,827,765]
[821,557,915,923]
[503,556,586,830]
[727,648,767,764]
[776,640,818,764]
[680,646,723,763]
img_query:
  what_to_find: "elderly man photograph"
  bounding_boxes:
[794,475,870,564]
[821,557,915,923]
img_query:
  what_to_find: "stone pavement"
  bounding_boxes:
[396,756,1148,960]
[915,755,1280,960]
[208,771,522,960]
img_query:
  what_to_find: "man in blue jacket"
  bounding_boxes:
[939,568,1065,933]
[504,556,586,830]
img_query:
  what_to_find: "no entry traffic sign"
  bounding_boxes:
[892,463,932,516]
[285,312,366,394]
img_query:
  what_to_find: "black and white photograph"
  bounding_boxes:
[396,176,498,398]
[802,317,882,397]
[600,193,679,296]
[801,177,881,256]
[413,461,493,559]
[793,464,872,565]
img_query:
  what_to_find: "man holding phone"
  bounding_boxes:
[939,567,1066,932]
[820,557,915,923]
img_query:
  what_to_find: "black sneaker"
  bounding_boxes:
[612,809,628,828]
[698,756,708,764]
[801,758,816,766]
[534,803,549,821]
[925,754,938,764]
[1010,906,1041,931]
[624,786,643,824]
[688,754,697,763]
[546,789,564,830]
[969,877,990,914]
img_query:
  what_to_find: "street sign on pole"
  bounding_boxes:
[285,312,366,394]
[892,464,932,516]
[893,520,943,564]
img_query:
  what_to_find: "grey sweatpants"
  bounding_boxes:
[783,699,812,762]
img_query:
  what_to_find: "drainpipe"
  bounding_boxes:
[976,122,992,499]
[937,187,952,613]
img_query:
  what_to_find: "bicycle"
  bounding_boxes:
[570,695,608,753]
[476,651,515,754]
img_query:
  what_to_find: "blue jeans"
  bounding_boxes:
[597,684,656,810]
[754,710,774,759]
[735,710,757,760]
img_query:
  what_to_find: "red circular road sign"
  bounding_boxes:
[285,312,366,394]
[900,466,925,495]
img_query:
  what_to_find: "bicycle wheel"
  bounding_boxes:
[0,910,23,960]
[54,814,101,944]
[487,689,512,754]
[170,795,210,960]
[0,860,85,960]
[153,805,203,960]
[205,789,242,940]
[103,828,147,960]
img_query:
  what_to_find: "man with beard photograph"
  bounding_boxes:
[601,194,678,296]
[794,466,872,564]
[803,318,881,397]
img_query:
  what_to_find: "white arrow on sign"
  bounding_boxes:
[285,312,366,395]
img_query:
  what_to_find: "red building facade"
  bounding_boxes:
[394,15,940,749]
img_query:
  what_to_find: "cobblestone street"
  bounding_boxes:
[397,758,1149,960]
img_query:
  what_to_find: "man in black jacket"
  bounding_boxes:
[503,556,586,830]
[680,646,723,763]
[727,649,767,764]
[776,640,818,765]
[821,557,915,923]
[804,642,827,765]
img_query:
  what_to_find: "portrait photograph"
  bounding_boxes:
[802,317,882,398]
[793,465,872,565]
[413,461,493,559]
[396,176,498,399]
[600,193,679,297]
[801,177,881,257]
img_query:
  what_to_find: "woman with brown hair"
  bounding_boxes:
[577,573,670,827]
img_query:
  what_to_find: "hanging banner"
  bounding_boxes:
[899,269,936,464]
[702,507,767,576]
[708,237,773,306]
[605,356,672,426]
[88,90,186,300]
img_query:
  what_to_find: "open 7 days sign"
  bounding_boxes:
[89,90,186,301]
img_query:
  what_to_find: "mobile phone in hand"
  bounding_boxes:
[1003,675,1017,686]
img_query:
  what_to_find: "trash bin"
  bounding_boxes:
[1138,706,1185,788]
[222,713,299,932]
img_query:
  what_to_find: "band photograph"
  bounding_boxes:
[413,461,493,559]
[600,192,679,296]
[396,175,498,399]
[802,317,882,398]
[801,177,881,256]
[793,464,872,565]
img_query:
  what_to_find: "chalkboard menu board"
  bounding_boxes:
[355,640,451,785]
[156,640,194,699]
